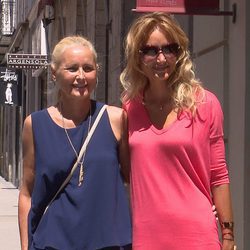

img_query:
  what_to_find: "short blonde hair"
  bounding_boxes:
[50,36,98,103]
[120,12,204,115]
[51,35,97,70]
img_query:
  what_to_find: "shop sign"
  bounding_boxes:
[0,67,21,106]
[134,0,219,13]
[7,53,49,69]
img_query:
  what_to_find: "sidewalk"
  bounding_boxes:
[0,176,20,250]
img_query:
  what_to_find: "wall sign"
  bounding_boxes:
[0,67,21,106]
[132,0,237,22]
[134,0,219,13]
[7,53,48,69]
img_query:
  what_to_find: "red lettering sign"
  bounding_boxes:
[134,0,219,13]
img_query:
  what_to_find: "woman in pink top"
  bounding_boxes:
[120,12,235,250]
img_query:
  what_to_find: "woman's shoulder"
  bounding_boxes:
[23,114,32,130]
[104,105,127,142]
[30,107,49,118]
[23,108,48,126]
[122,96,143,112]
[203,89,221,103]
[106,105,126,121]
[94,101,123,117]
[29,107,56,130]
[92,101,126,125]
[198,89,223,120]
[201,89,223,115]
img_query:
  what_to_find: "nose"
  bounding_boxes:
[156,50,167,62]
[77,68,85,79]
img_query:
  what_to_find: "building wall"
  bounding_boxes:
[107,0,122,106]
[228,0,248,249]
[93,0,106,103]
[244,0,250,246]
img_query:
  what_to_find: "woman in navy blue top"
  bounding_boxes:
[18,36,132,250]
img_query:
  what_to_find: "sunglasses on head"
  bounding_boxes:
[139,43,180,59]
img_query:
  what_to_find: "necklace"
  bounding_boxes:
[60,104,92,186]
[142,98,165,111]
[142,91,174,112]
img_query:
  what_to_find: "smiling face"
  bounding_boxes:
[52,45,97,100]
[140,28,178,84]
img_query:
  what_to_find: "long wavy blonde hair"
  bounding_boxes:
[120,12,204,115]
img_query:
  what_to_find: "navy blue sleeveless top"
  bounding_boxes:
[28,101,132,250]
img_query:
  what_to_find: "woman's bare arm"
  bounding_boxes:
[18,115,35,250]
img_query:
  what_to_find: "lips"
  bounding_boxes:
[152,66,169,74]
[72,84,87,89]
[153,64,169,71]
[151,64,171,79]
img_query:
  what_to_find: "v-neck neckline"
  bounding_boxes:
[139,100,184,135]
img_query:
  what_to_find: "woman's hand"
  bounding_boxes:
[212,205,218,221]
[222,238,236,250]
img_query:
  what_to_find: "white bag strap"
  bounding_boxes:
[44,104,107,213]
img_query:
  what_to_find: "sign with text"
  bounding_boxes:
[0,67,21,106]
[7,53,49,69]
[134,0,219,13]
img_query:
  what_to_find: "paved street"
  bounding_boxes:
[0,176,20,250]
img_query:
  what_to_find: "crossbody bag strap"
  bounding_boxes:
[44,104,107,214]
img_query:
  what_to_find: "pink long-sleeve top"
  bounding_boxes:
[124,90,229,250]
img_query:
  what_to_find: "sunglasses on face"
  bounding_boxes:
[139,43,180,59]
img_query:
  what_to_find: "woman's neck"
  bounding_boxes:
[57,97,91,126]
[143,82,173,107]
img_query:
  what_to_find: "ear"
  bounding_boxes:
[96,63,101,72]
[51,65,56,82]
